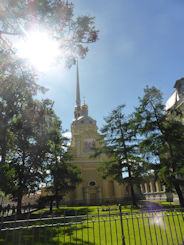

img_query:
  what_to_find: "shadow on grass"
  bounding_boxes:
[0,222,95,245]
[0,227,59,245]
[140,200,181,211]
[140,201,163,211]
[52,207,94,216]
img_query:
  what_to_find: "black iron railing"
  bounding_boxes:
[0,207,184,244]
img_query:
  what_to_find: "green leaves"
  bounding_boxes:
[135,86,184,206]
[97,105,146,206]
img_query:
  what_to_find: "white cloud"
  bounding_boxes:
[63,131,72,139]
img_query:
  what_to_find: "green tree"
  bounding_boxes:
[0,51,46,212]
[0,50,38,167]
[135,86,184,206]
[0,51,63,214]
[96,105,146,207]
[0,0,98,66]
[0,68,80,213]
[0,94,60,214]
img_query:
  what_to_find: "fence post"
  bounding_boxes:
[119,204,125,245]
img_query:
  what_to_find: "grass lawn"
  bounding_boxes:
[1,203,184,244]
[32,204,139,216]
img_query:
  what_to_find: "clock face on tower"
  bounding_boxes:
[83,139,96,153]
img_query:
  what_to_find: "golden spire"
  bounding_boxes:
[76,59,81,107]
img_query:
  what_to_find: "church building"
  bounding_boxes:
[64,63,126,205]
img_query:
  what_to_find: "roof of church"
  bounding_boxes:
[72,116,96,126]
[174,77,184,89]
[165,90,179,111]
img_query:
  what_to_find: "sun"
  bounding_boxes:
[16,30,60,71]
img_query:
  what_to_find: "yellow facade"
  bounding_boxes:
[66,120,126,205]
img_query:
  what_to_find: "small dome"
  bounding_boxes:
[81,103,88,109]
[81,103,88,117]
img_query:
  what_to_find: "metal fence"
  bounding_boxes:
[0,207,184,245]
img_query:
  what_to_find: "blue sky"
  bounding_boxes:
[38,0,184,133]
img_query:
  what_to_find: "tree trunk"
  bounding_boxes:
[1,130,7,165]
[49,196,53,213]
[174,182,184,207]
[55,190,60,208]
[127,166,137,207]
[17,194,22,215]
[56,197,59,208]
[130,182,138,207]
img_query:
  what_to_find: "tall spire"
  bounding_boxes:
[76,60,81,107]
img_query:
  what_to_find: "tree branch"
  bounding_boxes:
[0,31,21,36]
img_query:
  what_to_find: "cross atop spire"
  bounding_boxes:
[83,96,86,105]
[76,59,81,107]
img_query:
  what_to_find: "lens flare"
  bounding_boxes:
[16,30,60,71]
[151,213,165,228]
